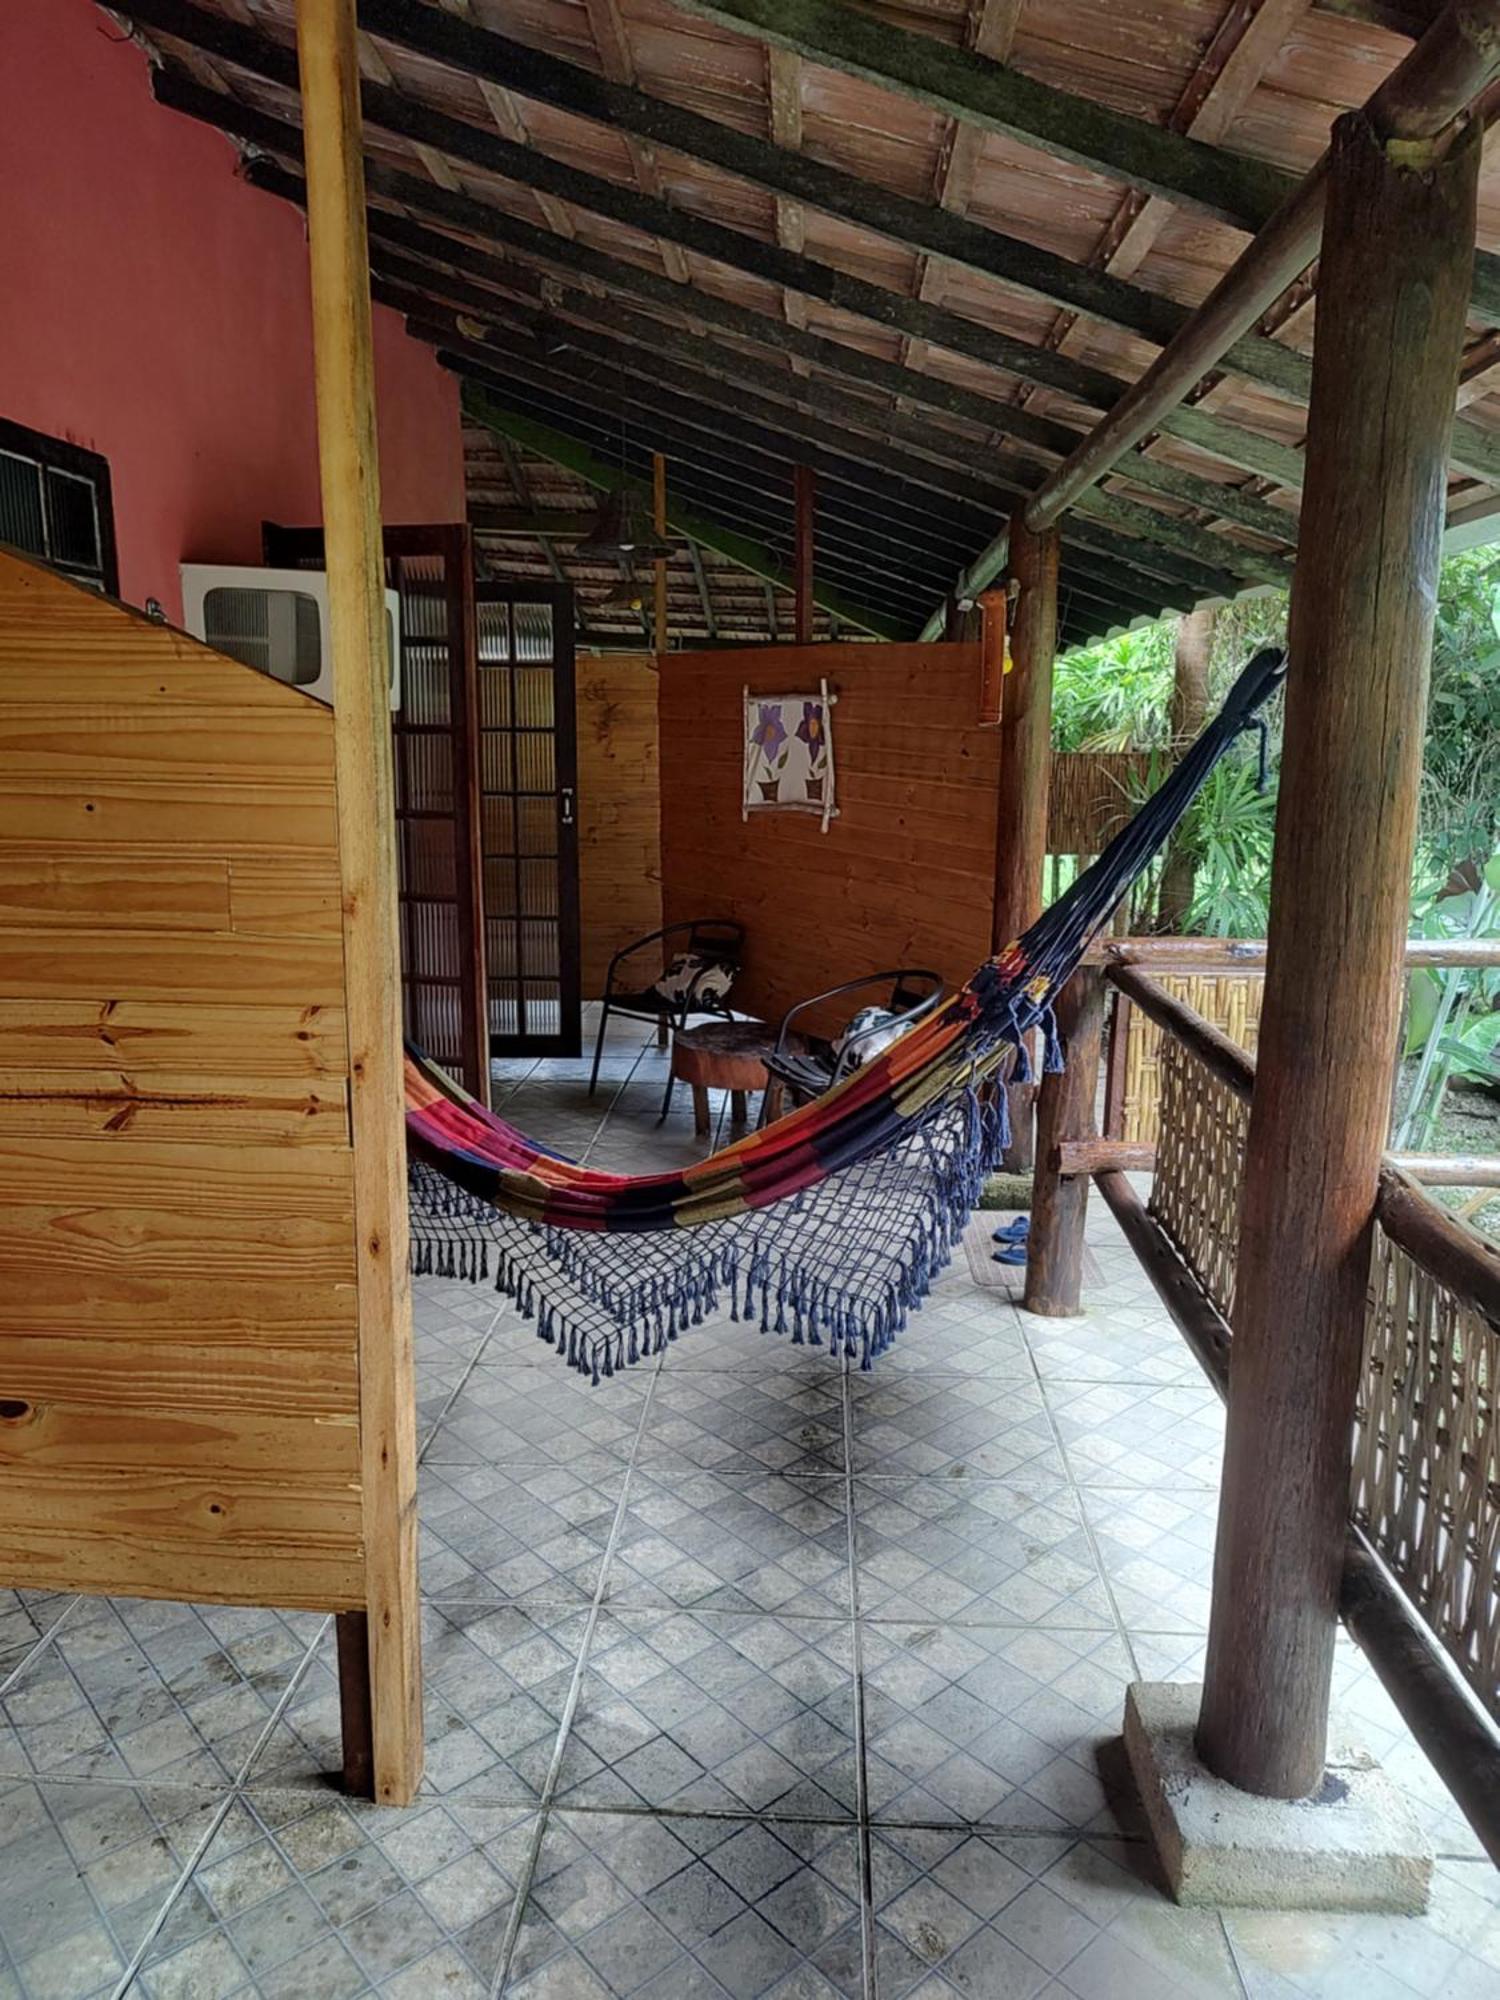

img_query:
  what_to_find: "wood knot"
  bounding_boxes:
[0,1399,34,1423]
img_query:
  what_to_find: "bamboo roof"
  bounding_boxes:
[110,0,1500,647]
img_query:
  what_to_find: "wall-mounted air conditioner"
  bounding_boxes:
[179,564,401,709]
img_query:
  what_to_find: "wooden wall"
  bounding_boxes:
[659,641,994,1027]
[0,552,364,1611]
[577,651,662,995]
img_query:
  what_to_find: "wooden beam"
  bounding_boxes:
[292,0,421,1808]
[1025,0,1500,533]
[665,0,1299,226]
[122,3,1319,481]
[1024,969,1105,1315]
[1197,107,1480,1801]
[794,464,816,644]
[688,539,720,638]
[1158,604,1215,929]
[464,390,911,639]
[652,451,668,654]
[161,77,1306,549]
[994,510,1058,1169]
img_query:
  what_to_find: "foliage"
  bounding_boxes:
[1396,857,1500,1150]
[1056,549,1500,933]
[1051,624,1176,752]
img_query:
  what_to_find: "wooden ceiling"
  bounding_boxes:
[108,0,1500,647]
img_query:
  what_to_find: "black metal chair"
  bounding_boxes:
[588,918,746,1101]
[762,969,946,1114]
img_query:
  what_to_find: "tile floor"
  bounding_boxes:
[2,1009,1496,1998]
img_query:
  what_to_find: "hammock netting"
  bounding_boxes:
[408,646,1287,1380]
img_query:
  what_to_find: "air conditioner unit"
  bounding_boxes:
[179,564,401,709]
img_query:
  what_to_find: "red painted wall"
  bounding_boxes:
[1,0,466,622]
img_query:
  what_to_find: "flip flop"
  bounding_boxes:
[992,1216,1030,1244]
[992,1244,1028,1266]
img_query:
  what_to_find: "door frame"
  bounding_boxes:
[475,578,582,1060]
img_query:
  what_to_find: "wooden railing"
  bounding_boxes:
[1032,950,1500,1863]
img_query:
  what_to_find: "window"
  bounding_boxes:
[0,418,118,596]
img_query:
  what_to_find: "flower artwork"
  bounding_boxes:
[743,683,838,829]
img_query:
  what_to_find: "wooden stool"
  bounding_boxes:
[669,1020,788,1135]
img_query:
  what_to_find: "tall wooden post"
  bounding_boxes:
[1023,969,1105,1316]
[794,464,816,645]
[295,0,422,1806]
[1196,107,1480,1800]
[653,451,668,656]
[993,510,1059,1169]
[1157,606,1214,932]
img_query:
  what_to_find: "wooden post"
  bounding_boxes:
[1023,969,1105,1317]
[1157,605,1213,932]
[653,451,668,656]
[993,509,1059,1170]
[794,464,816,645]
[1196,106,1480,1801]
[295,0,422,1805]
[977,587,1007,727]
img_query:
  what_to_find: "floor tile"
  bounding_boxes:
[860,1622,1134,1831]
[0,1593,74,1680]
[848,1376,1066,1482]
[1078,1486,1221,1631]
[421,1458,627,1605]
[422,1364,651,1473]
[605,1467,851,1617]
[853,1479,1116,1629]
[1040,1382,1225,1489]
[0,1599,314,1786]
[135,1790,537,1999]
[246,1606,587,1803]
[0,1776,222,2000]
[635,1371,847,1477]
[504,1810,865,1998]
[556,1609,860,1819]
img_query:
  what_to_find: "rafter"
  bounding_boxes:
[463,389,914,638]
[153,56,1313,514]
[118,0,1317,412]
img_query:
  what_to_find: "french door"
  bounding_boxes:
[474,581,581,1058]
[263,522,490,1100]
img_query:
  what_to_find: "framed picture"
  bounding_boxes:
[742,680,838,832]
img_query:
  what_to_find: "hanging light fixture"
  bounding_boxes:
[597,566,647,613]
[575,483,676,563]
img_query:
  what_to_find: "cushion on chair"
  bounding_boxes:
[653,952,738,1007]
[831,1004,910,1071]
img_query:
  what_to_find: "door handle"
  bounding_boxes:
[559,786,575,827]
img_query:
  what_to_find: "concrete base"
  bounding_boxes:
[1123,1682,1433,1913]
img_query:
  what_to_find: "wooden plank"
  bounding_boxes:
[0,783,339,852]
[0,1336,357,1415]
[229,854,345,934]
[0,852,232,931]
[0,1269,357,1343]
[0,1071,349,1144]
[0,999,347,1076]
[0,1522,364,1612]
[0,707,338,782]
[295,0,422,1806]
[0,556,327,710]
[0,930,346,1005]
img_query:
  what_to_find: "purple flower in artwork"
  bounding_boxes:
[751,702,789,765]
[796,701,825,760]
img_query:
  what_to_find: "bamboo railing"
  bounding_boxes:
[1039,948,1500,1862]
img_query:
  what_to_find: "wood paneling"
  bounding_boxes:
[0,551,365,1613]
[659,642,993,1027]
[578,652,662,996]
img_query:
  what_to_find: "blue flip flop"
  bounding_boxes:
[992,1243,1028,1266]
[992,1215,1030,1244]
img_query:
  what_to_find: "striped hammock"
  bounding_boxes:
[407,647,1285,1378]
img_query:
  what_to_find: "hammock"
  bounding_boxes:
[408,646,1286,1378]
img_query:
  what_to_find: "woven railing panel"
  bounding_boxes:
[1120,972,1262,1145]
[1352,1227,1499,1721]
[1149,1033,1249,1321]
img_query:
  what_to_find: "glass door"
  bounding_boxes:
[475,581,581,1057]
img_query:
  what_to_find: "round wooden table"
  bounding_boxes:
[669,1020,800,1134]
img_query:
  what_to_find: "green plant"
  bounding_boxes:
[1396,855,1500,1150]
